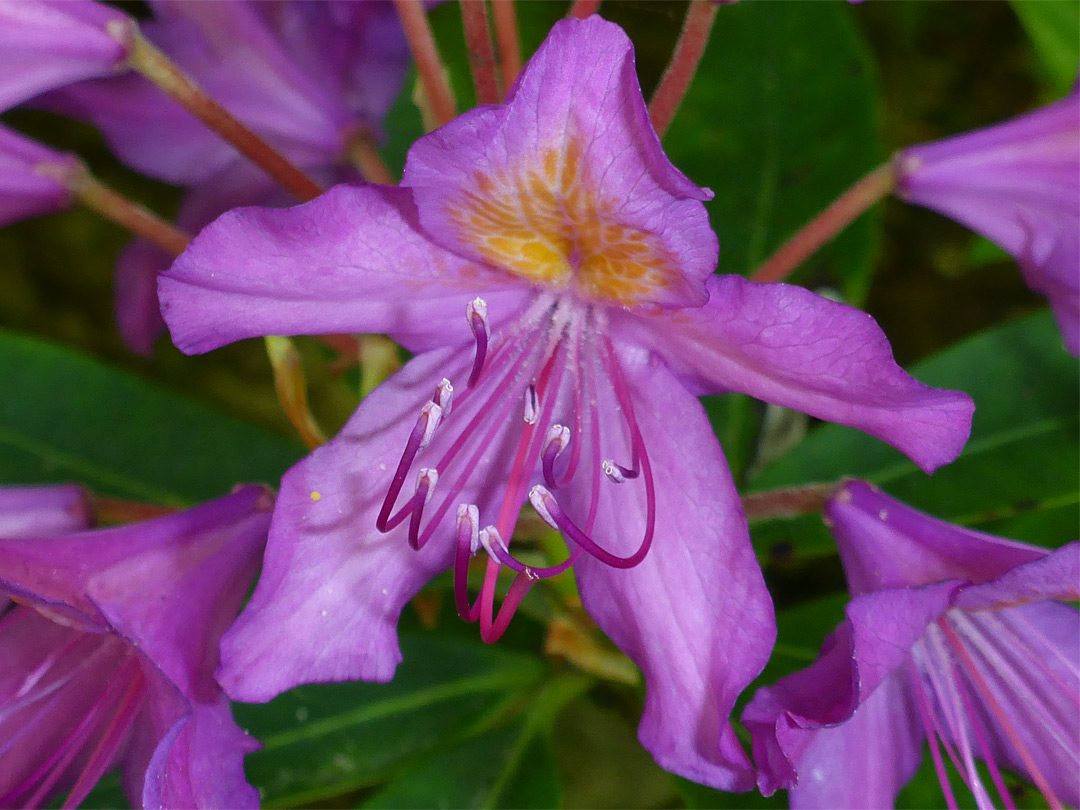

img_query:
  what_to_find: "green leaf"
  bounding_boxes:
[0,331,302,505]
[1010,0,1080,97]
[749,313,1080,559]
[235,631,548,808]
[664,2,883,304]
[360,674,588,810]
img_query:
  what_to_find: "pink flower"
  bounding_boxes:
[160,17,972,790]
[0,486,272,808]
[743,480,1078,809]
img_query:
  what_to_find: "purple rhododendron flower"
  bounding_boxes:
[0,0,131,112]
[0,485,273,809]
[0,123,79,227]
[159,17,973,790]
[743,480,1078,809]
[895,87,1080,355]
[37,0,410,353]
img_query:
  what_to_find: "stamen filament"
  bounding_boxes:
[541,424,571,488]
[408,468,439,550]
[477,525,583,579]
[529,485,650,569]
[467,297,491,387]
[377,402,443,532]
[953,661,1019,810]
[952,612,1078,756]
[938,618,1064,810]
[61,665,145,810]
[907,658,961,810]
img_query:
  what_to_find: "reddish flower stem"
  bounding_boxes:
[122,27,322,203]
[461,1,501,105]
[567,0,601,19]
[490,0,522,95]
[741,484,834,522]
[749,163,895,284]
[394,0,458,128]
[40,162,191,256]
[346,129,397,185]
[648,0,718,137]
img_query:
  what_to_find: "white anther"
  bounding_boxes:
[544,424,570,455]
[466,297,490,338]
[602,459,627,483]
[528,485,559,530]
[523,385,539,425]
[524,567,540,582]
[418,402,443,449]
[415,468,438,504]
[478,526,507,559]
[456,504,480,554]
[434,378,454,416]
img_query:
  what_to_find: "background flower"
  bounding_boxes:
[0,486,272,808]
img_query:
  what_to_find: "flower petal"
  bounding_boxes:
[1019,226,1080,355]
[566,345,773,791]
[0,484,90,538]
[826,480,1051,596]
[218,345,529,700]
[787,673,924,810]
[403,16,716,308]
[0,609,129,803]
[0,123,74,227]
[0,0,128,112]
[85,486,271,699]
[159,184,531,355]
[140,695,260,810]
[628,275,974,473]
[742,582,955,796]
[896,88,1079,265]
[114,239,170,355]
[954,542,1079,611]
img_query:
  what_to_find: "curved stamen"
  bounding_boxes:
[376,401,443,532]
[477,525,583,579]
[601,459,638,483]
[466,297,490,387]
[408,468,439,550]
[523,384,539,424]
[529,485,651,569]
[454,504,481,621]
[434,378,454,416]
[479,568,537,644]
[541,424,571,488]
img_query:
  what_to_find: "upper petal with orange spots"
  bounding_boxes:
[404,16,717,310]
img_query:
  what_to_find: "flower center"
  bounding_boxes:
[446,139,684,306]
[375,294,656,641]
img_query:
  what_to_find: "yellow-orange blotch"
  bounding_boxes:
[447,140,680,305]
